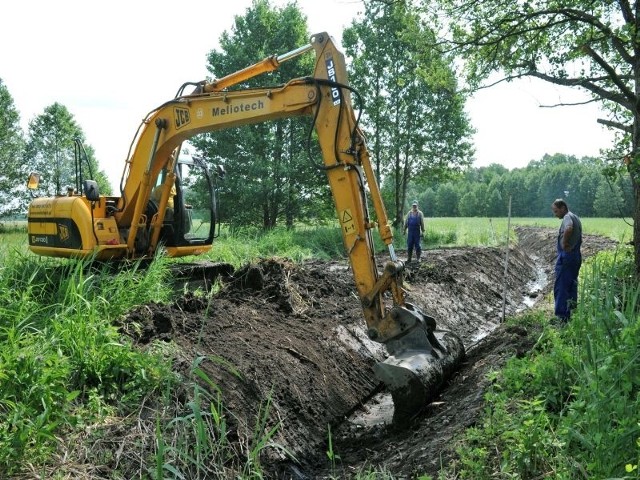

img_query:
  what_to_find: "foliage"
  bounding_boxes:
[343,1,474,227]
[0,79,26,218]
[192,0,332,230]
[201,216,630,271]
[407,153,634,218]
[415,0,640,270]
[442,248,640,479]
[23,103,111,197]
[0,218,635,477]
[149,359,292,479]
[0,251,175,474]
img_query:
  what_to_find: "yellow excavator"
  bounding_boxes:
[26,32,465,422]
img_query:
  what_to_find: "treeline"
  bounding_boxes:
[403,153,632,218]
[1,0,475,227]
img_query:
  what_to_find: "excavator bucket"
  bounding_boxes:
[373,304,465,423]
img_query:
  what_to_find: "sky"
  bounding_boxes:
[1,0,613,190]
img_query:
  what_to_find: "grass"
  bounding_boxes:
[0,218,637,478]
[0,230,302,478]
[423,217,632,247]
[196,217,631,270]
[0,251,178,476]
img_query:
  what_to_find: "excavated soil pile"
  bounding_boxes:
[122,227,616,479]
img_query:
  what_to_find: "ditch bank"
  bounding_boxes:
[107,226,616,478]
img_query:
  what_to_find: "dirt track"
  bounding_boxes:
[123,227,616,479]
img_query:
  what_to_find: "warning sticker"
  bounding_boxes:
[341,209,356,235]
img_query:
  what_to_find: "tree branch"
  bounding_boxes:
[580,44,636,103]
[538,98,600,108]
[597,117,632,133]
[526,71,633,110]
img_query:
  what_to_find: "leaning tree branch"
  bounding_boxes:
[557,7,635,63]
[538,98,600,108]
[580,44,636,103]
[617,0,635,26]
[527,71,634,110]
[597,118,633,133]
[443,5,635,66]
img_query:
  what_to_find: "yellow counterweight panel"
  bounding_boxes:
[56,197,96,250]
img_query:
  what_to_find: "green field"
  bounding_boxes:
[4,217,632,268]
[423,217,632,246]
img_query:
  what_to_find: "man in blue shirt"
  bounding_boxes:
[551,199,582,322]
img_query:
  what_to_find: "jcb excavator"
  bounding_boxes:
[26,32,465,422]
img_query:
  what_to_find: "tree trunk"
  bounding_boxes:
[394,153,403,228]
[285,125,294,229]
[632,111,640,274]
[633,175,640,274]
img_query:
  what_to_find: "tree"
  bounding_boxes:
[575,168,601,216]
[0,79,26,218]
[486,183,505,217]
[343,1,474,227]
[417,0,640,271]
[192,0,328,229]
[594,177,625,217]
[24,103,110,197]
[422,187,437,216]
[434,183,460,216]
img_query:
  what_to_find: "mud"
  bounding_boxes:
[120,227,616,479]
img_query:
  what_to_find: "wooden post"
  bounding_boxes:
[501,195,512,323]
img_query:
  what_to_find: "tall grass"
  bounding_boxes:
[0,251,176,475]
[0,245,295,477]
[147,357,287,479]
[202,217,631,269]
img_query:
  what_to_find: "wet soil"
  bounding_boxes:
[121,227,616,479]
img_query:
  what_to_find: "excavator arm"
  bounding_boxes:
[117,33,422,338]
[165,32,462,420]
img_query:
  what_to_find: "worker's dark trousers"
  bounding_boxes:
[407,228,422,260]
[554,251,582,320]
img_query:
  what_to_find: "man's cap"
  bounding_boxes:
[411,200,418,206]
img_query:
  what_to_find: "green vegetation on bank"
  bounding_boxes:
[436,247,640,480]
[198,217,630,268]
[0,216,632,267]
[0,220,637,478]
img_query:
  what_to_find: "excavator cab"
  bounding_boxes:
[145,154,219,253]
[27,143,219,260]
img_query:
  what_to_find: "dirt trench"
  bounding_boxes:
[122,227,616,479]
